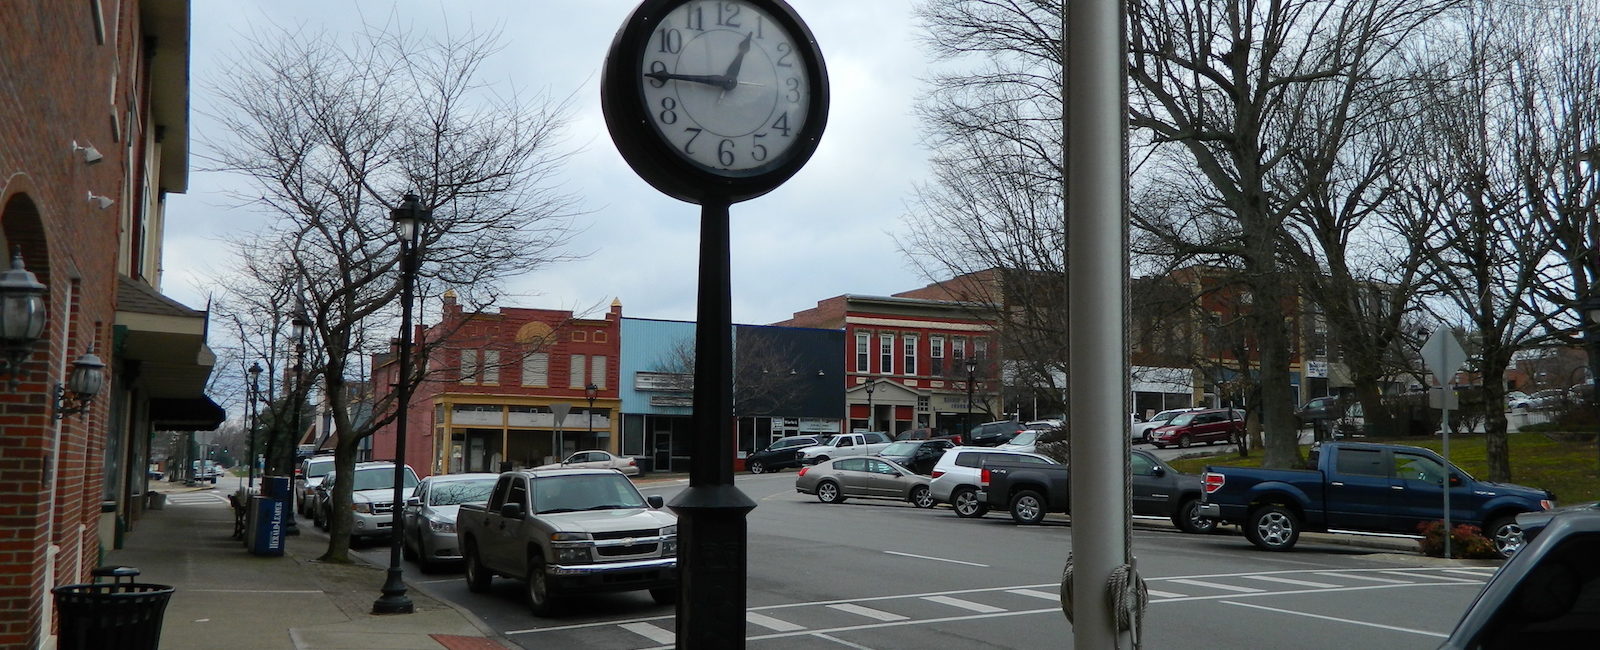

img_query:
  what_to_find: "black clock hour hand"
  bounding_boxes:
[644,71,731,88]
[720,32,754,88]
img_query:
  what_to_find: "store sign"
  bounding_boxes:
[635,371,692,391]
[650,395,693,407]
[1305,360,1328,379]
[798,418,840,433]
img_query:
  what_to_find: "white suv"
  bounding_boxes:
[318,461,419,543]
[929,447,1058,517]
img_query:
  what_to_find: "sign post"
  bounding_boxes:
[1421,328,1468,558]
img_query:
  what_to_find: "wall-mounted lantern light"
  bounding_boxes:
[0,249,48,388]
[54,347,106,419]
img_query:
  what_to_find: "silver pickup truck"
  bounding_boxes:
[455,468,678,615]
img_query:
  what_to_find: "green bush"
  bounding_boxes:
[1415,520,1500,559]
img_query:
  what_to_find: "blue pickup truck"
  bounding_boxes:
[1197,442,1554,556]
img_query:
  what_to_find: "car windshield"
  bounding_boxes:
[352,467,419,491]
[1155,410,1182,422]
[428,478,496,506]
[1168,413,1196,426]
[1008,431,1039,446]
[306,459,334,478]
[531,473,648,514]
[880,441,920,455]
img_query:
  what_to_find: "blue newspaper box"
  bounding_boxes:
[247,496,285,556]
[263,475,292,501]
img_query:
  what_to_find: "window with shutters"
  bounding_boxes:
[569,354,587,388]
[460,349,478,384]
[522,352,548,387]
[590,355,607,389]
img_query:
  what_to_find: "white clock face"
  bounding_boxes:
[640,0,812,175]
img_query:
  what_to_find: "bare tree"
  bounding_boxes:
[652,331,812,418]
[204,23,579,562]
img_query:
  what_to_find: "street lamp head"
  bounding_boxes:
[864,382,875,396]
[585,382,598,401]
[389,193,434,242]
[964,359,978,376]
[290,304,311,341]
[1583,295,1600,325]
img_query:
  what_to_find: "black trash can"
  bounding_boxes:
[53,568,174,650]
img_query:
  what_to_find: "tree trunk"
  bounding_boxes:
[1254,275,1302,469]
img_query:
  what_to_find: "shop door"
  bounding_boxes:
[654,431,672,473]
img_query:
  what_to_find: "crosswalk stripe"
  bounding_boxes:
[923,595,1005,613]
[1443,569,1495,578]
[1315,572,1412,584]
[1382,571,1480,582]
[1007,589,1061,601]
[827,603,908,621]
[1167,579,1265,593]
[619,622,676,644]
[745,612,804,632]
[1240,575,1340,589]
[1145,589,1188,599]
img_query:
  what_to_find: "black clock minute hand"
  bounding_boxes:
[719,32,755,90]
[644,71,730,88]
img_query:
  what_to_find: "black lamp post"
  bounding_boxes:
[248,362,263,489]
[964,359,978,435]
[586,383,599,445]
[374,192,431,615]
[0,249,48,388]
[864,382,875,432]
[284,305,309,536]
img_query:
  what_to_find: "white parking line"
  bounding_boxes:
[1146,589,1188,599]
[1381,571,1481,583]
[1443,569,1496,578]
[882,551,989,567]
[1007,588,1060,601]
[745,612,804,632]
[1167,578,1265,593]
[1315,572,1412,584]
[1222,600,1448,638]
[923,595,1005,613]
[1240,575,1340,589]
[827,604,909,622]
[619,622,676,645]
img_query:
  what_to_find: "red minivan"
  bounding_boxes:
[1150,408,1244,449]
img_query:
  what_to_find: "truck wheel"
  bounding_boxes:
[749,460,767,474]
[526,555,556,616]
[650,587,678,605]
[463,541,492,593]
[1486,516,1525,558]
[953,487,988,518]
[911,486,935,509]
[1178,435,1192,449]
[1010,490,1046,525]
[1245,505,1300,551]
[1174,498,1217,534]
[816,480,846,504]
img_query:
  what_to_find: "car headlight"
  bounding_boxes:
[661,538,677,556]
[554,547,589,564]
[351,503,372,514]
[551,532,592,542]
[427,518,455,533]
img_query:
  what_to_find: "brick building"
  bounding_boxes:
[1,2,219,646]
[370,294,622,477]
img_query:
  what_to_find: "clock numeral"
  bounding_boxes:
[686,5,704,31]
[683,127,703,154]
[785,77,801,103]
[771,112,792,137]
[659,97,679,125]
[717,139,736,167]
[755,15,765,39]
[776,42,794,67]
[657,27,682,53]
[717,2,741,27]
[646,61,669,88]
[751,133,768,161]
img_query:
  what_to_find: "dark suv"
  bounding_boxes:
[746,435,825,474]
[875,439,955,475]
[966,420,1027,447]
[1150,408,1244,449]
[895,427,963,445]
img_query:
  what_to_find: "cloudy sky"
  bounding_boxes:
[163,1,940,326]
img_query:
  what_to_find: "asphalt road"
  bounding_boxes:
[321,471,1491,649]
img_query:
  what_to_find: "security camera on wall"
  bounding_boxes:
[71,140,103,165]
[86,192,113,209]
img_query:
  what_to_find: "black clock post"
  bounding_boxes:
[602,0,828,647]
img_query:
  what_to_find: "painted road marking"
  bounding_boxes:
[883,550,990,567]
[1382,571,1481,582]
[1316,572,1412,584]
[1443,568,1496,578]
[828,604,909,622]
[619,622,676,645]
[1168,578,1265,593]
[1222,600,1448,638]
[1240,575,1340,589]
[1145,589,1189,599]
[923,595,1005,613]
[745,612,804,632]
[1007,588,1060,601]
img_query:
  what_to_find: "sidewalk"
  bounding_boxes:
[106,482,508,650]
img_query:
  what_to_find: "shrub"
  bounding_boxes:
[1415,520,1500,559]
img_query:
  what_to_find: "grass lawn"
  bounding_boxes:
[1168,432,1600,505]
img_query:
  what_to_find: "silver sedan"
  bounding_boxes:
[402,473,498,571]
[536,450,640,476]
[795,457,936,508]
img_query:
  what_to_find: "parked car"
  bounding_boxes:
[296,454,336,516]
[314,461,420,543]
[976,448,1216,533]
[966,420,1028,447]
[1441,507,1600,649]
[995,430,1043,454]
[795,456,936,508]
[795,432,894,465]
[536,450,640,476]
[1528,389,1567,411]
[402,472,498,572]
[1198,442,1554,556]
[929,447,1058,518]
[746,435,826,474]
[875,439,955,475]
[1150,408,1244,449]
[456,468,677,615]
[1132,408,1201,444]
[895,427,963,445]
[1504,391,1531,411]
